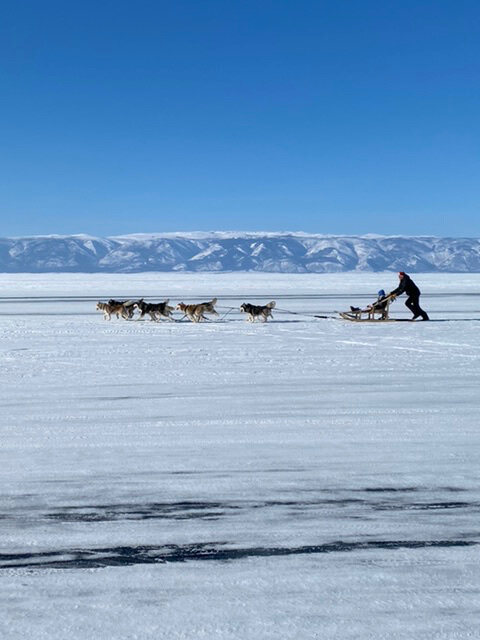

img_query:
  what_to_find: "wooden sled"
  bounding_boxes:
[339,298,392,322]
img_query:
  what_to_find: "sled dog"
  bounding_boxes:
[240,301,276,322]
[176,298,219,323]
[108,299,136,319]
[96,301,130,320]
[135,299,175,321]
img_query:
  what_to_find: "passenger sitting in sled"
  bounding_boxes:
[368,289,389,317]
[350,290,390,320]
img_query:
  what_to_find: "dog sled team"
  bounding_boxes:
[96,297,276,323]
[96,272,430,325]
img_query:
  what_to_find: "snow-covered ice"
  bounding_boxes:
[1,273,479,639]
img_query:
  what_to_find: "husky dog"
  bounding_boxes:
[175,298,219,323]
[135,299,175,321]
[240,301,276,322]
[96,301,130,320]
[108,299,136,319]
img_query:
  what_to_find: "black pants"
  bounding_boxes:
[405,294,429,320]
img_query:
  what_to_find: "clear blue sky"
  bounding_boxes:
[1,0,479,237]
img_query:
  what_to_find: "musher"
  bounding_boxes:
[388,272,429,321]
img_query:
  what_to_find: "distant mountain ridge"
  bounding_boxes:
[1,232,480,273]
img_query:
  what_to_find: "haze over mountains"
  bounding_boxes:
[1,233,479,273]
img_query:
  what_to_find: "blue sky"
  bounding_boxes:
[1,0,479,237]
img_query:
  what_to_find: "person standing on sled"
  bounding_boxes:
[389,272,429,321]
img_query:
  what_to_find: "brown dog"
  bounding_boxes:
[108,299,136,319]
[175,298,219,323]
[96,301,130,320]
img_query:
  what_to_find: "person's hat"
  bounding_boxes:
[398,271,405,276]
[378,289,385,297]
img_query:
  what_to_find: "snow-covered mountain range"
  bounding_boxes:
[1,232,480,273]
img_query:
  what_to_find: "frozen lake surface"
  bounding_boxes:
[1,273,480,639]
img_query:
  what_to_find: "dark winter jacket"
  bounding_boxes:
[371,296,389,311]
[390,274,420,298]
